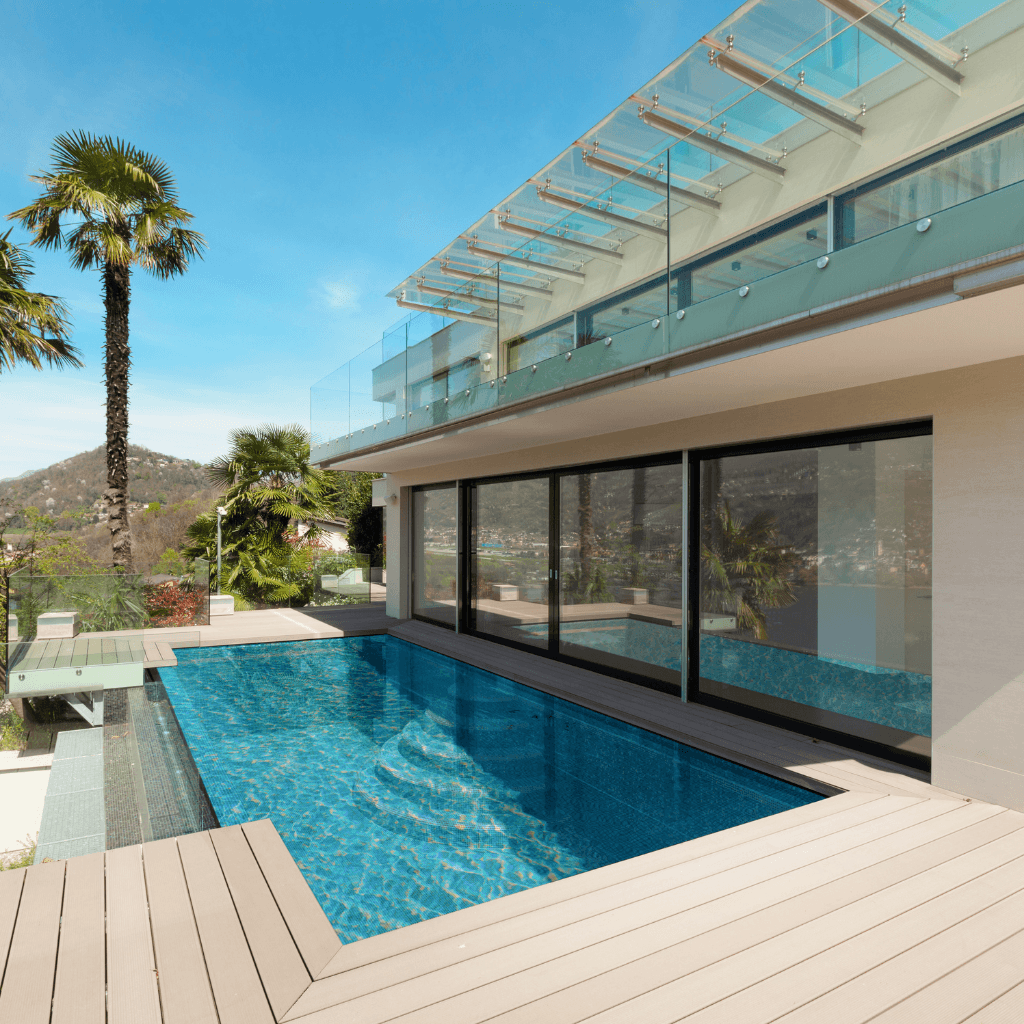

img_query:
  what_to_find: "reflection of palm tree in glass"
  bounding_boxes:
[564,474,614,604]
[702,501,799,640]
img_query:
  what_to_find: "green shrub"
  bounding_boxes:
[0,842,36,870]
[0,707,27,751]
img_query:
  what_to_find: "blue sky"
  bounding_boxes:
[1,0,734,479]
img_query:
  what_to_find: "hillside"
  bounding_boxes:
[0,444,210,521]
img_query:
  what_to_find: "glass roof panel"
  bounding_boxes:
[385,0,1017,314]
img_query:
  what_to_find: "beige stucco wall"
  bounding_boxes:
[385,355,1024,809]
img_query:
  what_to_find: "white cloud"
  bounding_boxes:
[321,279,361,312]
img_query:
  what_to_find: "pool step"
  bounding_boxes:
[103,674,218,850]
[352,715,586,887]
[35,728,106,863]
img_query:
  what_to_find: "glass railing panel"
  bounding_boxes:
[577,273,668,344]
[349,339,390,440]
[505,316,575,372]
[5,568,212,653]
[311,551,372,605]
[840,120,1024,247]
[687,207,828,306]
[310,362,350,448]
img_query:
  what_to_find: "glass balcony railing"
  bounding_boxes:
[311,0,1022,464]
[2,563,211,693]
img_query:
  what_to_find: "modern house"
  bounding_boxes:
[311,0,1024,810]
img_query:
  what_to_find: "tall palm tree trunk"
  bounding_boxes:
[578,473,594,594]
[103,261,134,571]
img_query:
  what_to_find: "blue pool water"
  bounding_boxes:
[160,636,820,943]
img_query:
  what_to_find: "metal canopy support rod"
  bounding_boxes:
[496,216,626,263]
[413,281,524,313]
[708,45,865,145]
[580,150,721,214]
[438,262,554,297]
[639,107,786,181]
[465,241,587,282]
[396,297,496,326]
[817,0,963,94]
[535,185,668,241]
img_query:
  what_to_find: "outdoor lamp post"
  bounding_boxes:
[216,506,226,595]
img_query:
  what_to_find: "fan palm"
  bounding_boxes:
[184,425,336,605]
[9,132,205,570]
[0,230,79,373]
[701,500,799,640]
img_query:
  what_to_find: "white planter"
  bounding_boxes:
[210,594,235,616]
[7,613,16,642]
[492,584,519,602]
[36,611,80,638]
[621,588,649,605]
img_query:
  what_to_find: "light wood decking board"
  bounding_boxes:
[480,806,1024,1024]
[176,831,275,1024]
[210,825,311,1019]
[679,859,1024,1024]
[51,852,106,1024]
[565,831,1024,1024]
[316,792,881,978]
[286,800,1012,1024]
[867,926,1024,1022]
[105,845,162,1024]
[961,977,1024,1022]
[0,869,24,996]
[143,837,219,1024]
[0,861,64,1024]
[240,819,342,980]
[772,891,1024,1023]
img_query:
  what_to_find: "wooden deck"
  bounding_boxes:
[2,618,1023,1023]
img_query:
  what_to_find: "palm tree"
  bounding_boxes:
[701,500,799,640]
[184,425,336,605]
[0,230,80,373]
[9,132,205,570]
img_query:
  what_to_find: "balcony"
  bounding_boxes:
[310,0,1024,467]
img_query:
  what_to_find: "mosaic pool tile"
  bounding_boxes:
[160,636,819,943]
[701,634,931,736]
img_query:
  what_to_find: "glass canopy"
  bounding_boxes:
[387,0,993,321]
[312,0,1019,454]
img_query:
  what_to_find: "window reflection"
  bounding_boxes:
[697,434,932,747]
[559,462,683,687]
[469,477,550,647]
[842,122,1024,246]
[412,487,458,627]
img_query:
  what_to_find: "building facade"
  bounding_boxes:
[312,0,1024,809]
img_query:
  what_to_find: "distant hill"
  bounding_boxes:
[0,444,211,521]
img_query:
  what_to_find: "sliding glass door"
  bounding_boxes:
[691,424,933,762]
[558,461,683,689]
[411,485,458,627]
[462,456,684,693]
[468,475,552,649]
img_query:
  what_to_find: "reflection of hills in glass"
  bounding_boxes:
[712,441,932,590]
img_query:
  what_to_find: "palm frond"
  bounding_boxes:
[0,232,79,373]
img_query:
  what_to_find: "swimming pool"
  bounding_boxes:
[159,636,820,943]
